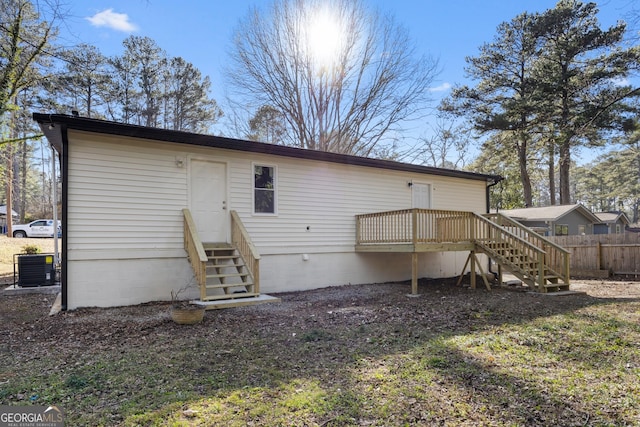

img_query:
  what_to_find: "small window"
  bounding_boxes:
[253,164,276,214]
[554,224,568,236]
[616,224,621,234]
[578,225,585,235]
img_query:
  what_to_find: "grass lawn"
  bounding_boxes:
[0,236,639,426]
[0,235,57,282]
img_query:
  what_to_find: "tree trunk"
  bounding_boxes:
[559,139,571,204]
[518,142,533,207]
[20,138,29,223]
[6,144,13,238]
[548,142,556,205]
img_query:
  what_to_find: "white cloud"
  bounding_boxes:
[429,82,452,92]
[86,9,138,32]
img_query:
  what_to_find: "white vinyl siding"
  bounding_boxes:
[64,130,488,307]
[234,158,486,254]
[67,131,187,256]
[67,131,486,255]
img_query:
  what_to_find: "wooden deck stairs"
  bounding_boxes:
[182,209,280,309]
[475,240,570,292]
[355,209,571,294]
[479,213,570,292]
[201,243,258,299]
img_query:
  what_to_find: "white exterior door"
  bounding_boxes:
[190,160,227,242]
[412,183,431,209]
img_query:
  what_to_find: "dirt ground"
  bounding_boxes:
[2,275,639,347]
[1,275,639,425]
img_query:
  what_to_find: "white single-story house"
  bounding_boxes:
[35,113,534,310]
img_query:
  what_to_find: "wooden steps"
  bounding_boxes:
[201,243,256,300]
[477,240,570,293]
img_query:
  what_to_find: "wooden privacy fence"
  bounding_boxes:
[549,233,640,276]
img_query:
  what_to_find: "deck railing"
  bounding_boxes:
[356,208,570,288]
[182,208,209,300]
[355,208,476,244]
[472,213,546,281]
[484,212,570,283]
[230,210,261,294]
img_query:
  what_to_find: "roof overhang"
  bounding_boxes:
[33,113,503,185]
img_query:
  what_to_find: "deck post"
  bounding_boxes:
[411,252,418,294]
[470,250,476,289]
[538,251,546,292]
[411,209,418,246]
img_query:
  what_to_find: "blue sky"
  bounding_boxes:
[56,1,638,160]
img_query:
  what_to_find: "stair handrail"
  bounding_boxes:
[484,212,570,284]
[230,210,261,294]
[182,208,208,298]
[472,213,548,288]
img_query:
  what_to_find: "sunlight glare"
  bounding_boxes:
[305,7,343,70]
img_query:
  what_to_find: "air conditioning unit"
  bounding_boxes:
[17,254,56,287]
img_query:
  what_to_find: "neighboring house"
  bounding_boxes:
[34,113,505,310]
[0,205,18,234]
[593,212,631,234]
[499,204,601,236]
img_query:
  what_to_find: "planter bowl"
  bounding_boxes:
[171,306,205,325]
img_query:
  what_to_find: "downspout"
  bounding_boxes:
[486,175,503,214]
[486,176,503,280]
[59,124,69,311]
[51,145,59,266]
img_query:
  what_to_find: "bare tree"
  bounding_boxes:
[411,119,473,169]
[247,105,287,143]
[226,0,438,156]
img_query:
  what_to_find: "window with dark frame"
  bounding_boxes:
[254,165,275,214]
[554,224,568,236]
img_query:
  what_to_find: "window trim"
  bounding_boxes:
[252,162,278,216]
[554,224,569,236]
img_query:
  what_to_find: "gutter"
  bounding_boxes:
[486,176,504,214]
[486,176,504,281]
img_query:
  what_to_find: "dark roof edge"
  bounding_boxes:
[33,113,502,183]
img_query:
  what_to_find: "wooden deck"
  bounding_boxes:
[355,209,570,294]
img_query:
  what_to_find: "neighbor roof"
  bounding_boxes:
[0,205,18,217]
[594,212,631,225]
[500,204,601,223]
[33,113,502,184]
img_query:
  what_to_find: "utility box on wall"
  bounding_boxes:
[16,254,56,287]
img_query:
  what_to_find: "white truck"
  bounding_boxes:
[12,219,61,238]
